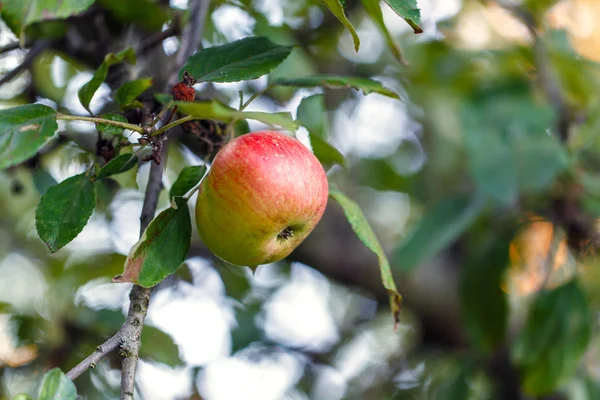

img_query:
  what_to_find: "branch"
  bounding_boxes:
[119,1,210,398]
[66,333,121,380]
[65,2,211,394]
[0,40,49,87]
[139,16,182,54]
[0,41,22,56]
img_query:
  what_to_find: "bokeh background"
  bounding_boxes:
[3,0,600,398]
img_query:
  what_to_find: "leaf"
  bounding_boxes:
[95,153,138,180]
[38,368,77,400]
[361,0,407,65]
[115,77,153,107]
[0,104,58,170]
[297,94,346,169]
[394,195,486,272]
[176,100,298,132]
[460,232,511,353]
[274,75,399,99]
[329,188,402,328]
[381,0,423,34]
[180,36,293,83]
[169,165,207,198]
[322,0,360,51]
[297,94,326,138]
[1,0,95,40]
[35,173,96,253]
[462,87,568,204]
[513,280,591,395]
[309,133,346,169]
[32,167,58,196]
[96,113,129,135]
[78,48,136,113]
[140,326,183,367]
[114,197,191,287]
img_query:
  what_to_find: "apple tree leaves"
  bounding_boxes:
[169,165,207,198]
[0,104,58,170]
[180,36,293,83]
[114,197,191,287]
[513,280,592,395]
[322,0,360,52]
[35,173,96,253]
[38,368,77,400]
[297,94,346,170]
[321,0,422,57]
[275,75,400,99]
[35,154,140,253]
[78,48,136,113]
[329,188,402,328]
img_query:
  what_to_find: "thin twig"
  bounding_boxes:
[139,15,182,54]
[152,114,194,136]
[66,333,121,380]
[0,41,22,56]
[57,113,145,134]
[0,40,49,87]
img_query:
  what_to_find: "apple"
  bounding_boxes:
[195,130,328,267]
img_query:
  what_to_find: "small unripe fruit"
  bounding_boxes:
[195,131,328,267]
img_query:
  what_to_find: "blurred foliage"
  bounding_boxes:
[3,0,600,399]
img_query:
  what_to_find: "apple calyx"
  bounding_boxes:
[278,227,294,240]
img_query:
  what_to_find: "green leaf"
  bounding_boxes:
[329,188,402,327]
[309,133,346,169]
[322,0,360,51]
[463,88,568,204]
[140,326,183,367]
[175,100,298,132]
[95,153,138,180]
[32,167,58,196]
[0,104,58,170]
[35,173,96,253]
[460,233,511,353]
[394,195,486,272]
[274,75,399,99]
[78,48,136,113]
[38,368,77,400]
[361,0,407,65]
[180,36,293,83]
[1,0,95,40]
[513,280,592,395]
[297,94,326,138]
[381,0,423,34]
[169,165,207,198]
[115,77,153,107]
[95,113,129,135]
[114,197,191,287]
[297,94,346,169]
